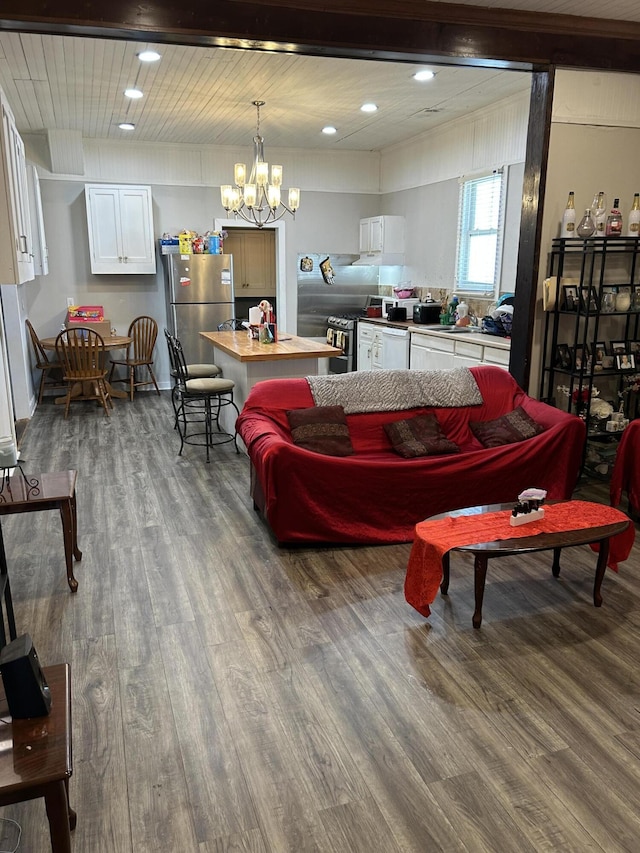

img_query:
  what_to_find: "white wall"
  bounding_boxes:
[530,69,640,395]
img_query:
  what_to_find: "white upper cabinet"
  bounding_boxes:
[27,165,48,277]
[85,184,156,274]
[0,88,34,284]
[358,215,405,255]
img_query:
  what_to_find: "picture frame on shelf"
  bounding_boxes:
[610,340,627,356]
[616,352,635,370]
[573,344,589,371]
[593,342,607,367]
[579,286,599,313]
[562,285,578,311]
[554,343,572,371]
[601,285,618,313]
[629,340,640,355]
[633,285,640,310]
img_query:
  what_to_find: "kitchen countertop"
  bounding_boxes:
[359,317,511,349]
[200,330,341,362]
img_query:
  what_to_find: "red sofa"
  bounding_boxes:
[236,365,586,545]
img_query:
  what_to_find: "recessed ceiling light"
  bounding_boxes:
[124,88,143,99]
[322,126,337,135]
[118,122,135,131]
[360,103,378,113]
[413,69,435,82]
[137,50,161,62]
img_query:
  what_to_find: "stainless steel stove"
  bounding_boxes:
[326,314,361,373]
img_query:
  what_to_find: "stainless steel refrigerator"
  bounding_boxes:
[163,253,235,364]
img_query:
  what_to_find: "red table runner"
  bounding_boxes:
[405,500,634,617]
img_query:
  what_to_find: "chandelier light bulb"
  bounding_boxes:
[234,163,246,187]
[256,162,269,187]
[288,188,300,211]
[267,185,281,208]
[271,165,283,187]
[244,184,257,208]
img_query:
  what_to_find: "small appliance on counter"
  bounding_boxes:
[387,306,407,322]
[381,295,420,318]
[413,301,442,324]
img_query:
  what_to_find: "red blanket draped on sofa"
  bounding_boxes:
[236,366,586,545]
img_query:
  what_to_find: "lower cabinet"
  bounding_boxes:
[357,322,410,371]
[409,331,510,371]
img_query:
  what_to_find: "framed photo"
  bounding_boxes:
[610,340,627,355]
[617,352,635,370]
[562,285,579,311]
[579,286,599,313]
[573,344,589,371]
[629,340,640,355]
[554,343,572,371]
[593,342,607,366]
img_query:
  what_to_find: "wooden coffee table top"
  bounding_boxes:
[430,502,630,555]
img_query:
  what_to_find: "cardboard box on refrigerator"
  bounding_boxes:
[65,305,111,340]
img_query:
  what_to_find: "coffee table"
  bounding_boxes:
[407,501,632,628]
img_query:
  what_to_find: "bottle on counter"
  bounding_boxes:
[561,191,576,237]
[606,198,623,236]
[627,193,640,236]
[593,191,607,236]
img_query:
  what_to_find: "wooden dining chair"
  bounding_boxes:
[55,328,112,418]
[25,318,66,403]
[108,315,161,401]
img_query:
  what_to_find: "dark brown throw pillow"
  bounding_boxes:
[286,405,354,456]
[384,414,460,458]
[470,406,545,448]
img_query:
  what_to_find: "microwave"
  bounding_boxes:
[381,296,420,318]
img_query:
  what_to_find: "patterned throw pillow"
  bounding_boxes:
[470,406,545,448]
[286,406,354,456]
[384,414,460,458]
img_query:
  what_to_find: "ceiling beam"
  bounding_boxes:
[3,0,640,74]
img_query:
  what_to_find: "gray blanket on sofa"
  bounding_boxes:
[306,368,483,414]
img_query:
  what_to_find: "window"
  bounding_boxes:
[455,170,505,297]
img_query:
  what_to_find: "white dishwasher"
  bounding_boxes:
[381,326,410,370]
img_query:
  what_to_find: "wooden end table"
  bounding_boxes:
[0,663,75,852]
[419,502,630,628]
[0,471,82,592]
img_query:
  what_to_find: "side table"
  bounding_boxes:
[0,663,75,852]
[0,471,82,592]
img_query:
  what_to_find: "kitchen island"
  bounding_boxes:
[200,330,341,437]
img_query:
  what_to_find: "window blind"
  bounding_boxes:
[455,170,504,297]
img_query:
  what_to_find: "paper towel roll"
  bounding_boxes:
[249,306,262,325]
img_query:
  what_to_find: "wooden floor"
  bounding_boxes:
[2,391,640,852]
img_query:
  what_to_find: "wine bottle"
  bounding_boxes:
[627,193,640,237]
[593,191,607,236]
[561,191,576,238]
[606,198,623,236]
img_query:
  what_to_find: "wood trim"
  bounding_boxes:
[4,1,640,73]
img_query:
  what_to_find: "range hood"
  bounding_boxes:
[352,252,405,266]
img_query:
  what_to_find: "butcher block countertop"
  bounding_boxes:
[200,330,341,362]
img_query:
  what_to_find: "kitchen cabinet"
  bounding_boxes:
[27,165,48,276]
[224,228,275,296]
[357,321,410,371]
[358,216,405,255]
[85,183,156,274]
[0,88,34,284]
[409,329,510,371]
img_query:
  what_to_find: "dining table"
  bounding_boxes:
[40,333,132,402]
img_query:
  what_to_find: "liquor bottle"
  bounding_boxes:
[561,191,576,238]
[606,198,623,236]
[627,193,640,236]
[576,209,596,238]
[593,191,607,236]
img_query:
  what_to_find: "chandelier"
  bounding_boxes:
[220,100,300,228]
